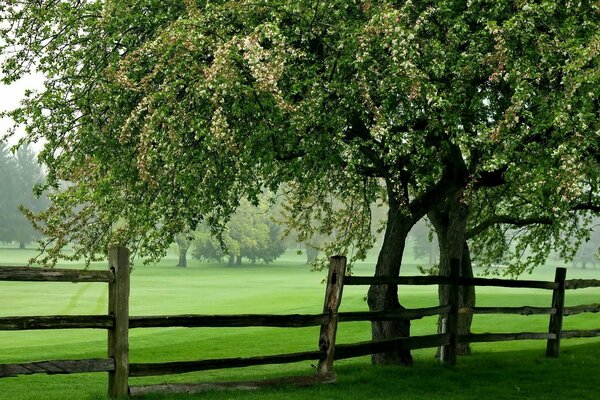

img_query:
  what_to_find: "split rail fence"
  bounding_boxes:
[1,247,599,398]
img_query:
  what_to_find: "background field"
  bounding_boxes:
[0,245,599,399]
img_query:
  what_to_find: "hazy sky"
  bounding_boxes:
[0,73,44,149]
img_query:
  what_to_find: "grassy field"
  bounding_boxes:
[0,245,599,399]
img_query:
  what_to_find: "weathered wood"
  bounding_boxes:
[0,315,114,330]
[129,374,334,396]
[443,258,460,365]
[561,329,600,338]
[317,256,346,379]
[564,279,600,290]
[334,334,451,360]
[344,275,451,286]
[108,246,130,399]
[563,303,600,316]
[0,358,114,378]
[129,350,325,377]
[459,306,556,316]
[459,277,557,290]
[338,305,451,322]
[460,332,555,343]
[439,318,448,363]
[546,268,566,358]
[344,275,558,289]
[0,266,113,282]
[129,313,328,328]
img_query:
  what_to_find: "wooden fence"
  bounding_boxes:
[1,247,599,398]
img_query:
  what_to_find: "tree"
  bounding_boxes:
[0,143,46,248]
[193,198,287,265]
[175,233,192,267]
[409,218,438,266]
[0,142,17,243]
[573,224,600,269]
[2,1,597,365]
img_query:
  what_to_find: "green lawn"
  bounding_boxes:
[0,246,599,399]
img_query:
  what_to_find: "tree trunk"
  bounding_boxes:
[228,255,235,266]
[176,237,190,268]
[428,191,475,355]
[306,245,319,264]
[177,247,188,268]
[236,255,242,265]
[367,202,414,366]
[19,242,26,250]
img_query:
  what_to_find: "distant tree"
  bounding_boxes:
[0,143,17,244]
[409,219,438,266]
[572,221,600,269]
[193,199,286,265]
[0,144,46,248]
[175,233,193,268]
[192,227,226,263]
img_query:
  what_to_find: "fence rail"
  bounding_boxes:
[0,266,114,282]
[338,305,451,322]
[129,313,328,328]
[565,279,600,289]
[0,358,114,378]
[129,350,326,377]
[1,249,599,399]
[344,275,558,290]
[0,315,114,330]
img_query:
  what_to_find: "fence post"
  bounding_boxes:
[108,246,130,399]
[439,317,448,363]
[546,267,566,358]
[443,258,460,366]
[317,256,346,381]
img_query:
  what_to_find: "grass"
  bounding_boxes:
[0,245,599,399]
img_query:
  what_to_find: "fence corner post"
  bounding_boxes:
[443,258,460,366]
[546,267,566,358]
[108,246,130,399]
[317,256,346,381]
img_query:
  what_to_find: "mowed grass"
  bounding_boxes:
[0,246,599,400]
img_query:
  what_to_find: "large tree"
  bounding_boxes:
[2,1,597,365]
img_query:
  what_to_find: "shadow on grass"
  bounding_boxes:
[135,340,600,400]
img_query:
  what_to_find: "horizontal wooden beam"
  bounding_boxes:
[129,314,329,328]
[459,332,555,343]
[343,275,556,289]
[459,306,555,316]
[561,329,600,338]
[0,266,113,283]
[0,358,114,378]
[334,334,450,360]
[563,303,600,316]
[565,279,600,290]
[0,315,113,330]
[338,306,451,322]
[129,374,334,396]
[343,276,450,286]
[129,350,325,377]
[459,277,557,290]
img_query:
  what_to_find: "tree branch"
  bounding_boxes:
[466,216,553,240]
[571,203,600,213]
[473,166,508,188]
